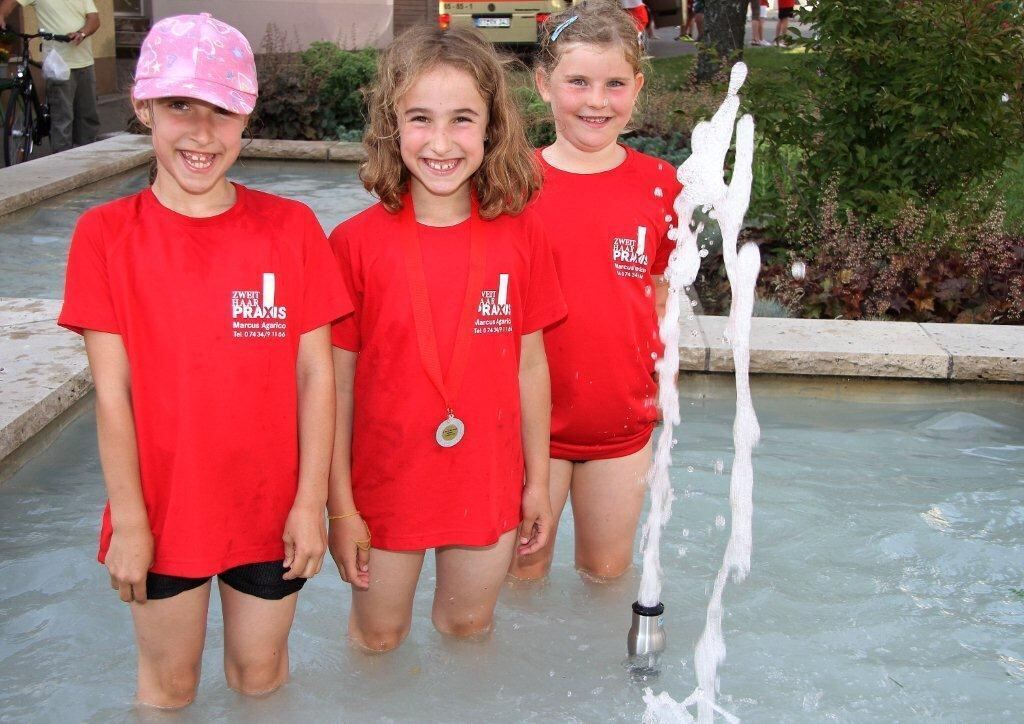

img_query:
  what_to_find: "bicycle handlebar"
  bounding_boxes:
[1,29,73,42]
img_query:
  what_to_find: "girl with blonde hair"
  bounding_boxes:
[511,0,682,583]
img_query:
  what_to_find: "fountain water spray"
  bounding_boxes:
[632,62,761,723]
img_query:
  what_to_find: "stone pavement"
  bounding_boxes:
[3,296,1021,476]
[0,298,89,465]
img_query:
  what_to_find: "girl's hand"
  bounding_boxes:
[282,502,327,580]
[106,522,154,603]
[328,514,370,590]
[518,483,552,556]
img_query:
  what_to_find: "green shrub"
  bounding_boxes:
[250,27,376,140]
[622,133,690,167]
[334,126,364,142]
[697,184,1024,324]
[301,44,377,134]
[513,84,556,147]
[753,0,1024,220]
[252,26,323,140]
[254,60,323,140]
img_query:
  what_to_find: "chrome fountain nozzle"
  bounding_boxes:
[627,601,666,657]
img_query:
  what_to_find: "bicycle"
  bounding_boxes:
[0,28,71,166]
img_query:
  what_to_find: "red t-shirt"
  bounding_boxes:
[533,146,681,460]
[778,0,795,8]
[330,203,566,551]
[58,184,352,577]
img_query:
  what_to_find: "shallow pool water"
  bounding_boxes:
[1,376,1021,722]
[0,160,373,299]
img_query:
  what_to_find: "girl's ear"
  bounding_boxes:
[634,72,645,99]
[132,98,153,128]
[534,67,552,103]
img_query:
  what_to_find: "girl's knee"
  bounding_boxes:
[432,608,494,638]
[224,654,288,696]
[137,661,201,709]
[508,549,555,581]
[349,618,410,653]
[576,552,633,580]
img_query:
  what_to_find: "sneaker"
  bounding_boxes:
[756,39,772,46]
[677,33,694,42]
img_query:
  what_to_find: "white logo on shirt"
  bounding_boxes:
[231,272,288,339]
[475,273,513,335]
[612,226,650,280]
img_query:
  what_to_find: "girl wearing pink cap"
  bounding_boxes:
[58,13,351,707]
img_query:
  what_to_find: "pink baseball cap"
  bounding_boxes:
[133,13,258,115]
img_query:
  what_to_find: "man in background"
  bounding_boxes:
[0,0,100,152]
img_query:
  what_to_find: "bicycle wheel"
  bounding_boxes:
[4,91,34,166]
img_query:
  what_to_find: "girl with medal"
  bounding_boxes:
[327,25,567,651]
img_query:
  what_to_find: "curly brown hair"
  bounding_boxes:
[535,0,645,78]
[361,25,540,219]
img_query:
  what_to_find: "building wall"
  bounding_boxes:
[149,0,394,50]
[394,0,436,37]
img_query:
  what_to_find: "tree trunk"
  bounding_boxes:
[696,0,748,83]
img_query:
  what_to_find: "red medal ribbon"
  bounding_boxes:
[399,193,486,419]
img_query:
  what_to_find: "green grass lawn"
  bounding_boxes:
[646,46,812,91]
[1003,152,1024,230]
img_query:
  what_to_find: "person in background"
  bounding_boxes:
[775,0,796,45]
[749,0,768,46]
[620,0,652,39]
[689,0,705,41]
[0,0,101,152]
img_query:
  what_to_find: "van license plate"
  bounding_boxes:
[475,17,511,28]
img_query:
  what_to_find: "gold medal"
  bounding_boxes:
[401,194,484,451]
[435,414,465,448]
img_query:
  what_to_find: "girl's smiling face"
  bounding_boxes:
[536,42,644,156]
[135,96,246,211]
[398,65,489,211]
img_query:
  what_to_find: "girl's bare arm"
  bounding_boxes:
[283,324,335,580]
[517,330,553,555]
[84,330,152,602]
[326,347,370,589]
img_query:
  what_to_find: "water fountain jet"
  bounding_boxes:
[634,62,759,723]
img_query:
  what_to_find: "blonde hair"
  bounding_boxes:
[361,25,540,219]
[535,0,645,78]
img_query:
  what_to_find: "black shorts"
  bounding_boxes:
[145,560,306,601]
[779,7,795,19]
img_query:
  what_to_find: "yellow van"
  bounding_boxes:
[438,1,683,47]
[438,1,573,47]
